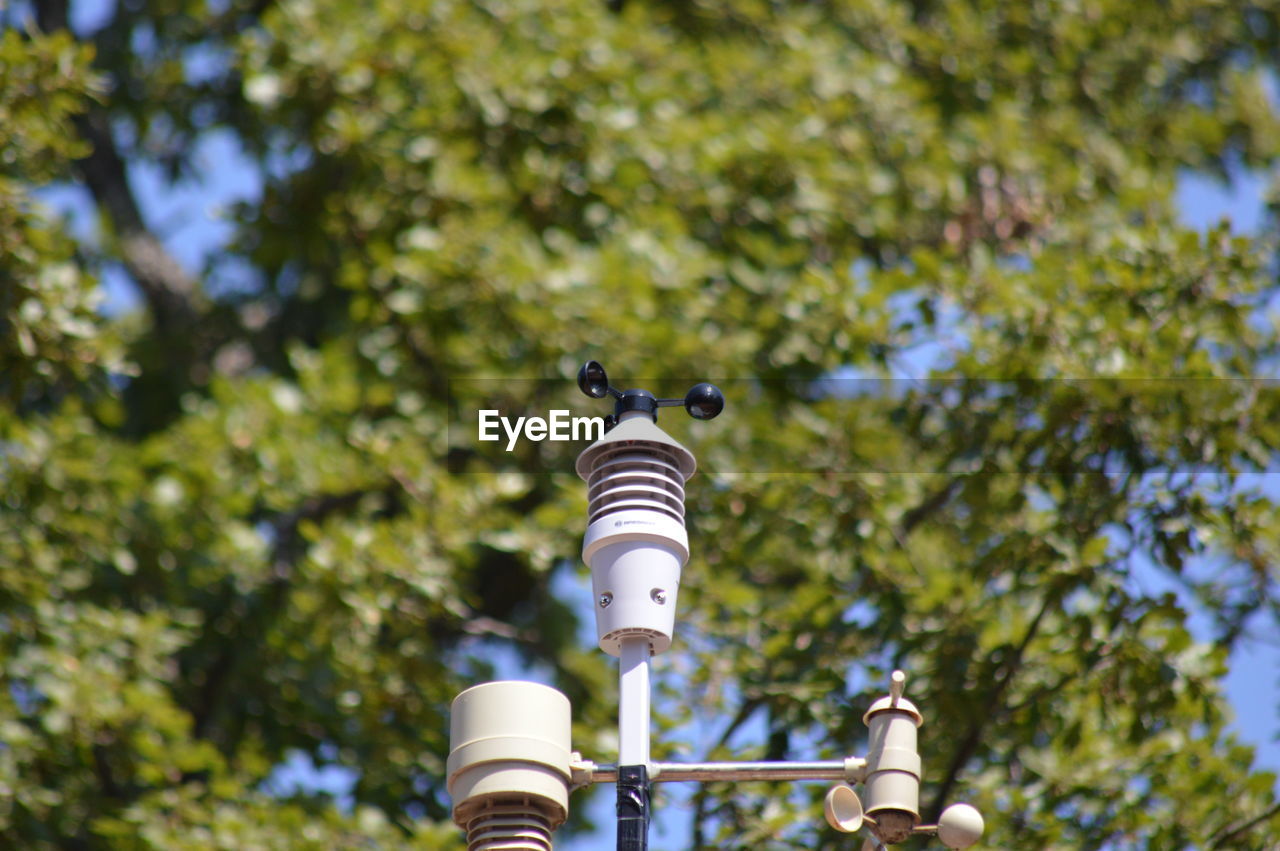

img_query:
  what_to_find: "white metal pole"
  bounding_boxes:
[618,637,651,767]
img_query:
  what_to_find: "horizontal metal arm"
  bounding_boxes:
[587,758,867,785]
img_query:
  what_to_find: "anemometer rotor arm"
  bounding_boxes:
[577,360,725,425]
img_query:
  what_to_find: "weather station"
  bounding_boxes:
[446,363,985,851]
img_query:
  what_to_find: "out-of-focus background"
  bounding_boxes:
[3,1,1279,848]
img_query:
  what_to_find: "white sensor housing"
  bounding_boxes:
[576,413,696,656]
[448,681,573,850]
[862,685,924,844]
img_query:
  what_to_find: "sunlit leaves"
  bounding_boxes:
[5,0,1280,847]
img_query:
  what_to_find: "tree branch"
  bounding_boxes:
[898,477,963,537]
[33,0,201,329]
[189,485,389,742]
[926,590,1055,820]
[73,112,201,327]
[1209,800,1280,849]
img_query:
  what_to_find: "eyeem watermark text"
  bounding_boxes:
[478,409,605,451]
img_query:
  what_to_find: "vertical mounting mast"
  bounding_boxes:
[574,361,724,851]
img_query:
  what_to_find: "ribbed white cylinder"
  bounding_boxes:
[586,447,687,526]
[577,415,696,657]
[460,800,556,851]
[448,681,571,845]
[864,705,923,844]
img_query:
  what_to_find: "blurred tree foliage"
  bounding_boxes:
[4,0,1280,847]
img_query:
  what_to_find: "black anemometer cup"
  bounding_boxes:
[576,361,724,427]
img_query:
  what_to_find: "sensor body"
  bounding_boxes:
[448,681,573,851]
[862,690,924,844]
[576,413,695,657]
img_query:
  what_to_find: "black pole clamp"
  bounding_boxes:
[616,763,651,851]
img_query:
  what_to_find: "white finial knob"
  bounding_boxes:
[937,803,984,849]
[889,670,905,706]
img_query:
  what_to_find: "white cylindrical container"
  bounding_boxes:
[862,695,924,845]
[576,415,695,657]
[448,681,573,850]
[583,519,687,655]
